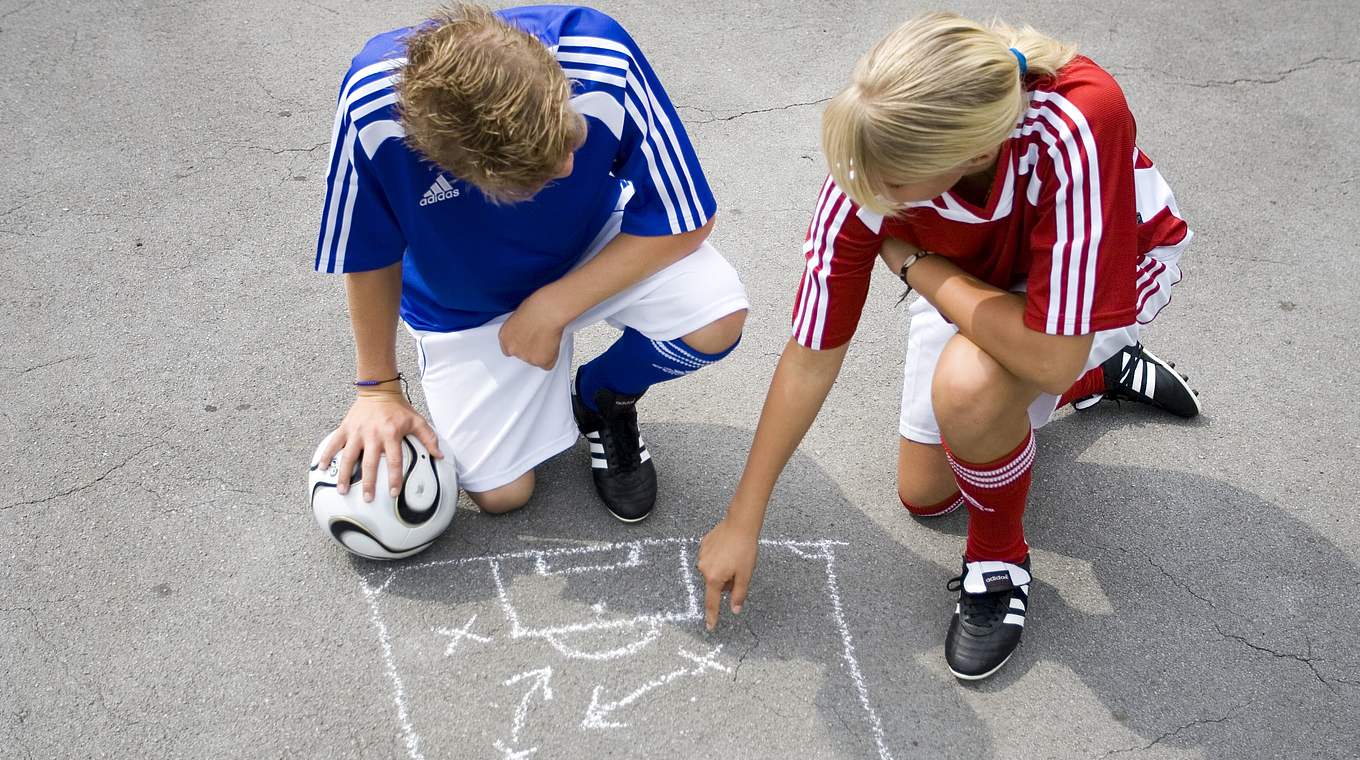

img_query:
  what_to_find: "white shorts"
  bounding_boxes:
[899,242,1187,445]
[409,213,749,493]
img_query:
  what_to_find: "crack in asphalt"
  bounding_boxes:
[243,141,328,156]
[1181,55,1360,88]
[731,613,759,683]
[0,0,39,20]
[3,354,88,375]
[1090,541,1250,622]
[19,607,144,728]
[2,441,161,511]
[1114,55,1360,89]
[679,96,833,124]
[1212,623,1335,688]
[1098,706,1240,757]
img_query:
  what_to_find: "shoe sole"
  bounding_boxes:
[948,649,1015,681]
[607,508,652,524]
[1138,347,1203,417]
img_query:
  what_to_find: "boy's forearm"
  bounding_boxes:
[344,262,403,380]
[532,217,716,326]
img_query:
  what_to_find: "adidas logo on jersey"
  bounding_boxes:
[420,174,461,206]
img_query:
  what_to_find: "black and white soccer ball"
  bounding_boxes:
[308,433,457,560]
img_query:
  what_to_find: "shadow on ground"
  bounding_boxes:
[339,408,1358,759]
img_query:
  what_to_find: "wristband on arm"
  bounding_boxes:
[354,373,410,400]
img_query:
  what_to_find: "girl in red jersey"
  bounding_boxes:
[697,12,1199,680]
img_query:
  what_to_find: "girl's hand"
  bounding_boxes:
[498,292,570,369]
[315,391,444,502]
[697,515,761,631]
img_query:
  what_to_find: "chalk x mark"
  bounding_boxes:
[582,645,730,730]
[433,614,493,657]
[503,667,554,744]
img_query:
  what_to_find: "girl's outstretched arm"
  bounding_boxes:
[697,337,850,630]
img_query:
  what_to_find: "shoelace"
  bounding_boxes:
[598,405,642,474]
[946,575,1010,631]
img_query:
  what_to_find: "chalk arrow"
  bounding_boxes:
[504,667,554,744]
[582,645,728,730]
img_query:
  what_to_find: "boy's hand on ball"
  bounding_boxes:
[499,292,569,370]
[319,394,444,502]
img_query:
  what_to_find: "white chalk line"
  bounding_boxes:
[433,614,493,657]
[820,546,897,760]
[503,667,554,744]
[393,536,848,574]
[493,739,537,759]
[582,645,729,730]
[541,620,662,661]
[359,577,426,760]
[362,538,892,759]
[535,541,642,576]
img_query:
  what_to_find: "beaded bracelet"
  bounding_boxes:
[354,373,403,387]
[355,373,412,402]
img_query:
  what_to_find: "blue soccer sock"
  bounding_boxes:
[576,327,739,411]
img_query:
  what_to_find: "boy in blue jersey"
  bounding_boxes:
[314,3,748,522]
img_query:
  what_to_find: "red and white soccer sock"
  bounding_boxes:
[942,429,1035,564]
[1057,367,1106,408]
[900,491,964,518]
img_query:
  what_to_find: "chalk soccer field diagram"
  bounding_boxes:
[360,538,896,759]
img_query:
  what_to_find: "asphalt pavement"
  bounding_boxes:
[2,0,1358,758]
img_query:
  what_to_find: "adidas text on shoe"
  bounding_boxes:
[945,558,1031,681]
[1102,343,1201,418]
[572,380,657,522]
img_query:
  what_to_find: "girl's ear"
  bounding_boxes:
[961,149,999,172]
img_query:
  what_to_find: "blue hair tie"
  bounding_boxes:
[1009,47,1028,78]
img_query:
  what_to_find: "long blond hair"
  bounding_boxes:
[822,12,1076,215]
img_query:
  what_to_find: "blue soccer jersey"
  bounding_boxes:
[314,5,717,333]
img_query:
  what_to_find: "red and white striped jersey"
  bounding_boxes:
[791,56,1191,350]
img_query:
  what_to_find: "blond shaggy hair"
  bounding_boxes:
[396,3,586,203]
[822,12,1076,216]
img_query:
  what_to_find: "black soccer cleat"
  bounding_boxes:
[572,379,657,523]
[1100,343,1201,418]
[945,558,1031,681]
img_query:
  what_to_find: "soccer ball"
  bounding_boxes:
[308,433,457,560]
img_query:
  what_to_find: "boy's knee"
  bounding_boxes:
[682,309,747,354]
[467,472,535,514]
